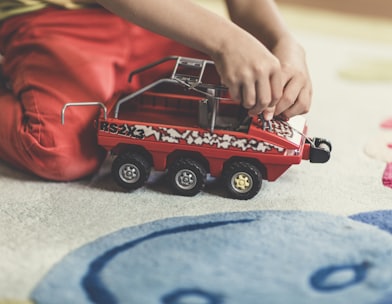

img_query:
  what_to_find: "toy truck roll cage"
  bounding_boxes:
[116,56,230,132]
[62,56,331,200]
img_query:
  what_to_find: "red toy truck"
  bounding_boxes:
[62,56,331,200]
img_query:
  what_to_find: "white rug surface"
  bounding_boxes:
[0,3,392,301]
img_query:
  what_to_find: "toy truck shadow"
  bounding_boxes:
[62,56,331,200]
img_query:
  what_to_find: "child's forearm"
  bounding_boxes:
[96,0,311,119]
[96,0,247,59]
[225,0,292,50]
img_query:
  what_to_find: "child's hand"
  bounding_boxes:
[223,0,313,120]
[211,28,283,119]
[97,0,312,121]
[271,37,312,119]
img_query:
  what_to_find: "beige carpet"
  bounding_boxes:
[1,2,392,302]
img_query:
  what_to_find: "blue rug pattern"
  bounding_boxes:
[32,210,392,304]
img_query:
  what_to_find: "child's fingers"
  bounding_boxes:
[274,77,300,115]
[262,106,275,121]
[281,85,312,118]
[240,79,256,110]
[269,70,283,106]
[247,76,270,115]
[274,72,311,117]
[248,69,282,116]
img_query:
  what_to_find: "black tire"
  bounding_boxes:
[168,158,207,196]
[223,161,262,200]
[112,152,151,190]
[316,139,332,152]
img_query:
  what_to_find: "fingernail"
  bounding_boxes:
[264,112,274,121]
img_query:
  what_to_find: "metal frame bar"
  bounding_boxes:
[61,102,107,124]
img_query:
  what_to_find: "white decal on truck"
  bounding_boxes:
[100,122,283,152]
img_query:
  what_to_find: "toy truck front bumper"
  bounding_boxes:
[304,137,332,163]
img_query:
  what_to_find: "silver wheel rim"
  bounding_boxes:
[175,169,197,190]
[231,171,253,193]
[119,163,140,184]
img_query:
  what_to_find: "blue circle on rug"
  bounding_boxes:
[31,211,392,304]
[350,210,392,234]
[350,210,392,304]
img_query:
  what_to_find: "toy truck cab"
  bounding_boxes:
[62,56,331,199]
